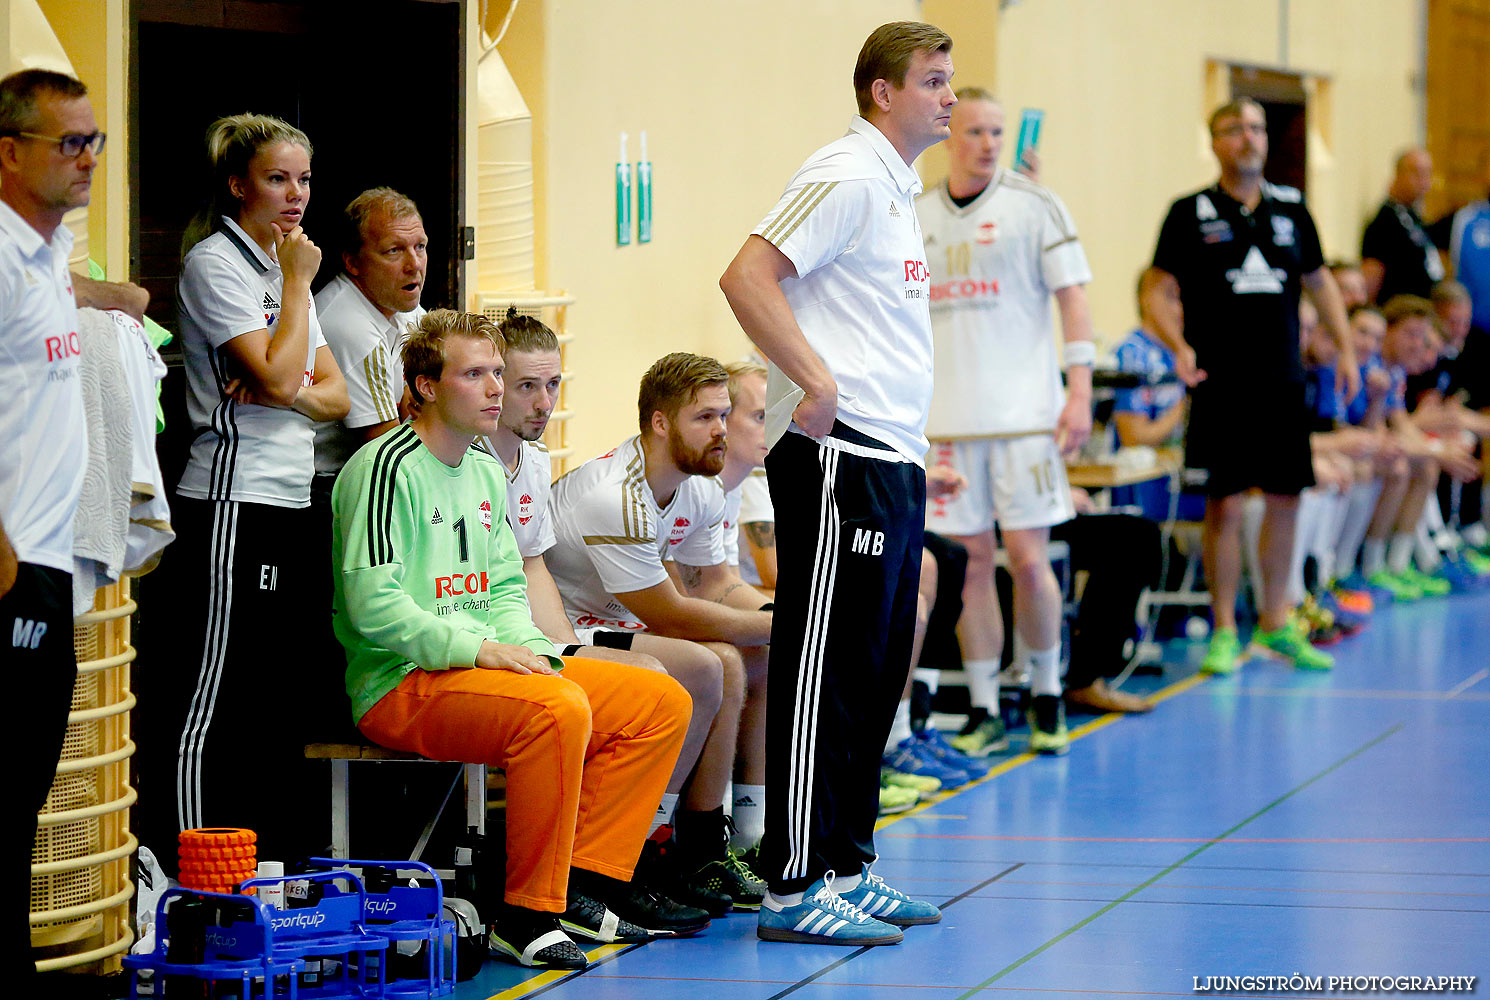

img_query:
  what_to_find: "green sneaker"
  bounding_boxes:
[1368,569,1422,601]
[1463,549,1490,575]
[1026,694,1070,756]
[948,715,1010,756]
[1200,625,1241,675]
[878,782,919,815]
[881,766,941,797]
[1397,565,1451,597]
[1253,625,1334,671]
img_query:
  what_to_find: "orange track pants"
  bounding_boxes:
[357,657,690,912]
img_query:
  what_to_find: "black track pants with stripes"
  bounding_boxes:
[134,497,325,871]
[759,424,925,894]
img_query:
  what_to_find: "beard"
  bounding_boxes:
[669,427,726,476]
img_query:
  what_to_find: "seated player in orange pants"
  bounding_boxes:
[331,309,703,969]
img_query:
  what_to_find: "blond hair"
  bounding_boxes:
[637,353,730,434]
[402,309,505,400]
[724,360,767,406]
[183,113,312,254]
[342,186,420,256]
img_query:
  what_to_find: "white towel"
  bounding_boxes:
[72,308,137,613]
[109,310,175,574]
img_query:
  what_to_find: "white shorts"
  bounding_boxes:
[573,623,647,647]
[926,435,1075,535]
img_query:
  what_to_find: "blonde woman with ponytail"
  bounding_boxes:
[139,114,348,868]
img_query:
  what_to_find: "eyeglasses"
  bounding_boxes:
[10,130,106,158]
[1213,123,1267,139]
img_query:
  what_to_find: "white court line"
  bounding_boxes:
[1446,667,1490,699]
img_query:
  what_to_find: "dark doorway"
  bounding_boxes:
[131,0,465,339]
[1231,65,1308,195]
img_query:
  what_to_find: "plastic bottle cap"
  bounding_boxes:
[257,861,285,878]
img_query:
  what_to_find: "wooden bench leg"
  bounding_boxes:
[331,758,350,859]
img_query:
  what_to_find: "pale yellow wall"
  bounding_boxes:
[36,0,126,277]
[989,0,1421,348]
[499,0,915,463]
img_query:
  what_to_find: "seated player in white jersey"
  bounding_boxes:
[312,187,429,479]
[546,353,772,913]
[477,311,744,918]
[918,87,1095,757]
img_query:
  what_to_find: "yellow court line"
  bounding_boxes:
[875,672,1208,832]
[487,943,630,999]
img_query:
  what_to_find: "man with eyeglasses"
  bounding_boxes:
[1145,97,1358,676]
[0,67,105,985]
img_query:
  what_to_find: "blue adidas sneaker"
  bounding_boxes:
[838,866,942,927]
[757,872,904,946]
[883,737,971,787]
[915,727,993,777]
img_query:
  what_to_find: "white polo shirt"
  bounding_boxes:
[546,436,726,630]
[752,116,934,464]
[0,201,86,573]
[313,273,425,474]
[918,171,1092,439]
[176,217,326,507]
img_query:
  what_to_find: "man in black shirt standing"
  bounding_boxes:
[1361,148,1445,304]
[1147,97,1359,676]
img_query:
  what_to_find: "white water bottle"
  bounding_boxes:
[256,861,285,909]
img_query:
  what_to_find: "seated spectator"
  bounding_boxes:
[477,311,734,921]
[331,310,701,967]
[1429,282,1490,555]
[313,187,429,480]
[1329,260,1370,312]
[545,353,771,912]
[1444,150,1490,334]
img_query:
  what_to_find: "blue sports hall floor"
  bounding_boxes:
[463,590,1490,999]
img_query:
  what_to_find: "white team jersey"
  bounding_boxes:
[753,116,934,464]
[0,201,86,573]
[918,171,1092,438]
[313,273,425,474]
[719,484,743,569]
[176,217,327,507]
[546,436,726,630]
[736,470,774,586]
[501,439,556,558]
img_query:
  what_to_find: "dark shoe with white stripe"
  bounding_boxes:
[560,892,652,943]
[756,872,903,946]
[838,867,941,926]
[606,884,711,937]
[488,907,588,969]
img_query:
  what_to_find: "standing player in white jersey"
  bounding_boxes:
[919,88,1095,757]
[545,353,771,913]
[720,21,957,946]
[138,114,349,869]
[0,68,101,986]
[313,187,429,478]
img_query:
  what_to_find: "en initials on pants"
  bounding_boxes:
[260,564,279,591]
[851,528,885,557]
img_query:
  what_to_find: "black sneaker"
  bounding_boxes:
[691,849,766,911]
[560,892,652,943]
[638,837,732,917]
[1027,694,1070,756]
[607,883,711,937]
[488,906,587,969]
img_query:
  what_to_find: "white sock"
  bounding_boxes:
[648,792,679,837]
[885,699,913,752]
[729,784,765,851]
[1028,643,1062,698]
[765,889,804,908]
[1336,481,1383,578]
[962,657,1001,710]
[912,667,940,691]
[835,871,862,891]
[1314,491,1347,584]
[1387,533,1416,575]
[1463,522,1488,548]
[1362,538,1387,576]
[1286,489,1323,606]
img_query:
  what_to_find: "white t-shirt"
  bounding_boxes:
[736,469,774,587]
[176,217,327,506]
[719,484,743,569]
[0,202,86,573]
[918,171,1092,438]
[546,436,726,630]
[752,116,934,464]
[501,439,556,558]
[313,273,425,474]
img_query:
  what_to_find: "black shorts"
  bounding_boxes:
[562,631,636,657]
[1184,379,1315,498]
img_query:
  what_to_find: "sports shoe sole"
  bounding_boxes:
[756,924,903,946]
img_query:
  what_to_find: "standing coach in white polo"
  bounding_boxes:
[720,20,960,947]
